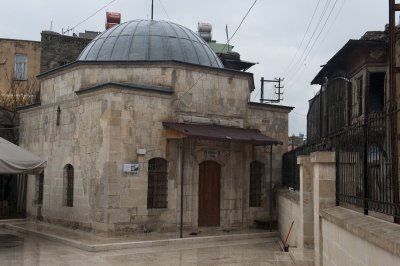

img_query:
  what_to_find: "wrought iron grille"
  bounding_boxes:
[336,111,400,216]
[64,165,74,207]
[147,158,168,209]
[36,173,44,205]
[282,143,326,191]
[249,161,263,207]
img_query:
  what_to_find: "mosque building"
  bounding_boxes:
[19,19,292,234]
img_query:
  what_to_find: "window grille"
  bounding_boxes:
[14,54,27,80]
[63,164,74,207]
[147,158,168,209]
[250,161,263,207]
[36,173,44,205]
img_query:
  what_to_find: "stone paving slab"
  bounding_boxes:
[0,227,281,266]
[1,220,278,252]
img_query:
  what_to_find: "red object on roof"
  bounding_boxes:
[106,12,121,24]
[106,23,118,30]
[163,122,282,146]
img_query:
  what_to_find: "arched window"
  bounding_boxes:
[63,164,74,207]
[250,161,263,207]
[36,172,44,205]
[147,158,168,209]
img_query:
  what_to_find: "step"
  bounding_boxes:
[274,252,295,266]
[2,221,278,252]
[289,248,315,266]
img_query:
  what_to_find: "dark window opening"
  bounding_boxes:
[147,158,168,209]
[368,72,385,113]
[63,164,74,207]
[356,76,363,115]
[249,161,263,207]
[56,106,61,126]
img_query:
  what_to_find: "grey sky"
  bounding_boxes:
[0,1,389,135]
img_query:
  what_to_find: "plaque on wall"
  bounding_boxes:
[123,163,139,174]
[206,150,218,161]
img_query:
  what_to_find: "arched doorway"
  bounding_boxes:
[198,160,221,226]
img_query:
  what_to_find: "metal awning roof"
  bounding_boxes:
[163,122,282,146]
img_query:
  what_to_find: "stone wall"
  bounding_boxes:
[292,151,400,265]
[321,208,400,266]
[276,189,300,247]
[40,31,92,73]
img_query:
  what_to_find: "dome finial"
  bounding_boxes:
[151,0,154,20]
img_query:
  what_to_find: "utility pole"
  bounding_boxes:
[389,0,400,223]
[259,77,284,103]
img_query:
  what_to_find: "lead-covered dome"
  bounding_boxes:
[78,20,223,68]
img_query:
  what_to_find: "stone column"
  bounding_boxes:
[310,151,336,266]
[297,155,314,249]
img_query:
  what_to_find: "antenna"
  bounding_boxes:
[151,0,154,20]
[225,25,230,51]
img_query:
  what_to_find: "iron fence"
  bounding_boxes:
[282,110,400,218]
[282,142,326,190]
[336,111,400,217]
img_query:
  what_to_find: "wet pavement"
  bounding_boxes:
[0,227,282,266]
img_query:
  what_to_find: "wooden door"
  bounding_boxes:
[198,161,221,226]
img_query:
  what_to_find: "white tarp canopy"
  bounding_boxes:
[0,137,46,174]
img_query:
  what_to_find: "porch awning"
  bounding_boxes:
[163,122,282,146]
[0,137,47,174]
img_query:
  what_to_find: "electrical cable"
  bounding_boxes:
[157,0,171,21]
[285,0,340,89]
[285,0,345,90]
[64,0,118,34]
[280,0,322,77]
[284,0,331,79]
[175,0,258,104]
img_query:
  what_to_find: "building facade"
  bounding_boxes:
[0,38,41,142]
[20,20,291,234]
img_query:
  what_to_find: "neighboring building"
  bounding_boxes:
[288,133,305,151]
[307,30,388,143]
[0,38,41,93]
[0,38,41,142]
[279,26,400,265]
[19,19,292,234]
[78,30,101,39]
[40,31,97,73]
[283,25,399,221]
[197,22,256,71]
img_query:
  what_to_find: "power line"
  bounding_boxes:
[287,0,346,89]
[157,0,171,21]
[64,0,118,34]
[281,0,322,77]
[284,0,331,79]
[229,0,258,42]
[175,0,258,103]
[291,111,307,117]
[285,0,340,88]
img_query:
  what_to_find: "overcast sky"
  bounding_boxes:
[0,1,389,135]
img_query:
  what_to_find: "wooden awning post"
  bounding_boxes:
[180,138,185,238]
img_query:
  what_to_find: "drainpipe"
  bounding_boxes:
[180,138,185,238]
[269,145,273,232]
